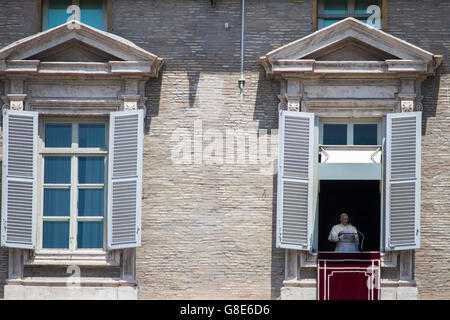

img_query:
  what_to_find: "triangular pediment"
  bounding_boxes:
[261,18,442,77]
[303,37,399,61]
[0,20,163,76]
[27,39,122,62]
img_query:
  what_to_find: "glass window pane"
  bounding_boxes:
[78,189,104,217]
[323,124,347,145]
[324,0,348,14]
[80,0,103,30]
[79,123,105,148]
[47,0,72,29]
[322,19,342,28]
[44,157,71,184]
[43,221,70,248]
[355,0,379,14]
[45,124,72,147]
[77,221,103,249]
[354,124,378,145]
[44,189,70,217]
[78,157,104,184]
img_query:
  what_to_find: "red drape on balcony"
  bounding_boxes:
[318,252,380,300]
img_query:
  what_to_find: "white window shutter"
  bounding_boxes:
[385,112,421,251]
[107,109,143,250]
[277,110,315,251]
[1,110,38,249]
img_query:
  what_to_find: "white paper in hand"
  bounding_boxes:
[342,228,354,241]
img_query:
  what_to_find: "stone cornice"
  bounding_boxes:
[0,20,164,79]
[260,18,442,80]
[263,18,435,61]
[0,60,162,78]
[260,58,437,79]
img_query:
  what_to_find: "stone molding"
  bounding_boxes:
[0,20,164,78]
[260,18,442,79]
[7,93,26,111]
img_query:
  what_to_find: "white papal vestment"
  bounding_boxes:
[328,223,359,252]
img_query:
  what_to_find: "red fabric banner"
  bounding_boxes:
[318,252,380,300]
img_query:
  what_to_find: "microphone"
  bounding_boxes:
[356,230,365,252]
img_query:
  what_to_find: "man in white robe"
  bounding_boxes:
[328,213,359,252]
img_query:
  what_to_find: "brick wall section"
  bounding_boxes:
[0,0,38,299]
[0,0,38,48]
[0,0,448,300]
[386,0,450,300]
[113,0,312,299]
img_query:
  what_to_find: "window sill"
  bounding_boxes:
[6,277,135,287]
[24,250,120,267]
[298,251,398,268]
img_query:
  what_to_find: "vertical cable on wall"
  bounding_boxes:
[239,0,246,101]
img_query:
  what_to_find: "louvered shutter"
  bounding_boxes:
[107,109,143,249]
[1,110,38,249]
[385,112,421,250]
[277,110,315,250]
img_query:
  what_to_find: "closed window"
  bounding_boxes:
[323,124,347,145]
[317,0,383,30]
[2,110,143,251]
[353,123,378,145]
[321,120,380,145]
[42,0,107,31]
[39,120,107,250]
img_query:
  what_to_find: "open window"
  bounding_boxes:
[276,111,422,254]
[318,180,381,252]
[318,119,382,252]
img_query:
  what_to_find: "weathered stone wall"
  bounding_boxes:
[0,0,448,300]
[112,0,313,299]
[386,0,450,300]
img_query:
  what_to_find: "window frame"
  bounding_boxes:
[316,0,385,30]
[36,117,109,254]
[41,0,110,32]
[319,118,382,146]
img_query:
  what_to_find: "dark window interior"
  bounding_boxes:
[318,180,380,252]
[354,124,378,145]
[323,124,347,145]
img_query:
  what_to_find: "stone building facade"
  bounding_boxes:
[0,0,448,300]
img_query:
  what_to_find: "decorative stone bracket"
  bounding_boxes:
[278,79,303,112]
[399,96,423,113]
[401,100,414,113]
[7,94,26,111]
[122,95,140,111]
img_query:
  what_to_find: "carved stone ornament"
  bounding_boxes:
[124,101,138,110]
[287,100,300,112]
[401,100,414,113]
[10,100,24,111]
